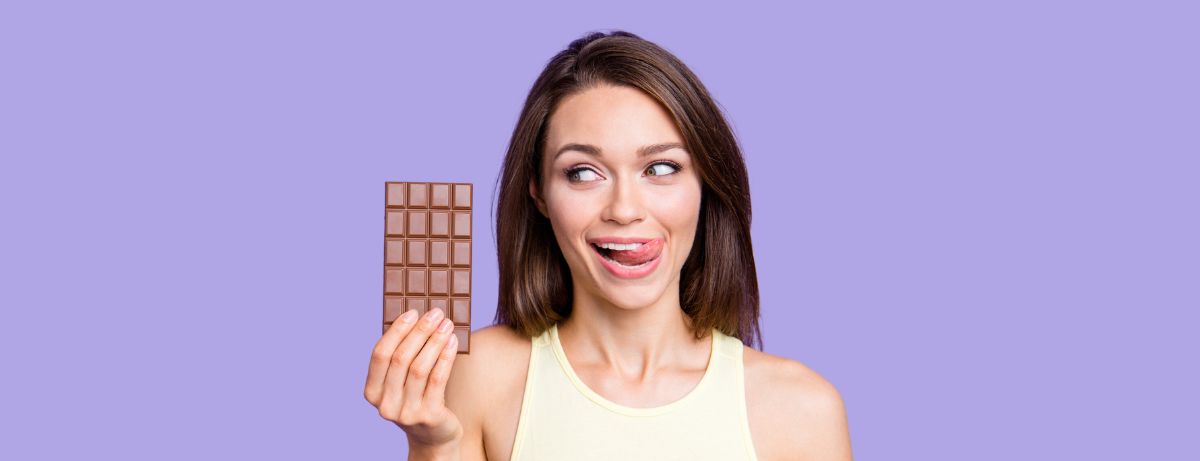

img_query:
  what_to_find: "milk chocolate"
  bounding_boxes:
[383,182,471,353]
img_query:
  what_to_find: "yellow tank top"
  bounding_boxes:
[508,323,760,461]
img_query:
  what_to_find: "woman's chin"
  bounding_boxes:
[595,285,666,311]
[576,259,675,310]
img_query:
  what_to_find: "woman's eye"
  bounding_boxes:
[645,162,680,176]
[566,167,600,183]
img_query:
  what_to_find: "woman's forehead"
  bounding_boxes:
[546,89,684,159]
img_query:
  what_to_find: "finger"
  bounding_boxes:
[403,317,455,407]
[380,308,446,412]
[364,310,420,404]
[423,333,459,408]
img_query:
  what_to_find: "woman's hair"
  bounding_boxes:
[491,30,763,350]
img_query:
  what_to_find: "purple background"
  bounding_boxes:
[2,1,1196,459]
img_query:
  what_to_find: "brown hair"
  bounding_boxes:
[491,30,763,350]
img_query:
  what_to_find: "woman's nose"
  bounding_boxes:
[601,176,645,225]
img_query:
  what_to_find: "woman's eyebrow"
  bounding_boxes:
[553,142,685,161]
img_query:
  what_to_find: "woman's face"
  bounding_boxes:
[531,84,703,311]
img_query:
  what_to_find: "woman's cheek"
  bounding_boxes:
[550,193,599,223]
[546,197,593,248]
[655,188,702,223]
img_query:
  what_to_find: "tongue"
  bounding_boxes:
[606,240,662,266]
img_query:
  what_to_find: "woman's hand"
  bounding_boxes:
[364,307,463,451]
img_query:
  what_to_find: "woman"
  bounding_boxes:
[364,30,853,460]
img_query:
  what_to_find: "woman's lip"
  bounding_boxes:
[589,239,663,279]
[587,236,655,244]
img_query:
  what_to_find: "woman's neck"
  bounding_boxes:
[556,289,708,380]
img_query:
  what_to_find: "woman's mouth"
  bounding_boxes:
[588,239,664,279]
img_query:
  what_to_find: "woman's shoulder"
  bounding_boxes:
[742,346,841,402]
[447,324,533,401]
[469,323,535,358]
[741,345,853,460]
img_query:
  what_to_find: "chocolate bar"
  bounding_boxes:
[383,182,471,354]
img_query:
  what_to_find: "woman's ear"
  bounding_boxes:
[529,180,548,217]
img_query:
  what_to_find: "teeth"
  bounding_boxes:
[594,242,643,251]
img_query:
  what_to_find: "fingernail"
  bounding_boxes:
[400,309,418,323]
[425,308,444,325]
[437,318,452,333]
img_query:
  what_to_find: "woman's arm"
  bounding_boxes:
[443,325,533,461]
[747,352,854,460]
[443,338,490,461]
[787,377,853,460]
